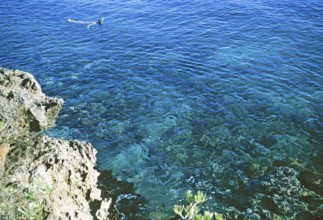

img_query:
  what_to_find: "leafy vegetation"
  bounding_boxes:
[174,190,223,220]
[0,181,53,220]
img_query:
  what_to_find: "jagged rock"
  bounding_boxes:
[2,135,109,220]
[96,170,146,219]
[0,68,63,143]
[0,68,110,219]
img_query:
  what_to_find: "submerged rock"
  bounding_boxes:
[258,167,322,219]
[96,170,146,219]
[0,68,110,219]
[259,134,277,148]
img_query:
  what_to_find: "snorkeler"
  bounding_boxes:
[97,17,104,25]
[68,17,104,28]
[87,17,104,28]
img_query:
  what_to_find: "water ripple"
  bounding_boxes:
[1,0,322,218]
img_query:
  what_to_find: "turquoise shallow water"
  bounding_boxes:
[1,0,322,218]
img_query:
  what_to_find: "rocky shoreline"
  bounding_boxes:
[1,68,322,220]
[0,68,112,219]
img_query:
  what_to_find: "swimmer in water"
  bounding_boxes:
[68,17,104,28]
[97,18,104,25]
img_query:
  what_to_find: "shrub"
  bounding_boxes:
[174,190,223,220]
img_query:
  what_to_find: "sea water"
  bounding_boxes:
[0,0,322,218]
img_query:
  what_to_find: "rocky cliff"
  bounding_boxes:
[0,68,110,219]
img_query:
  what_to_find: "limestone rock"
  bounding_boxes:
[0,68,111,220]
[0,143,10,177]
[3,135,109,220]
[0,68,63,143]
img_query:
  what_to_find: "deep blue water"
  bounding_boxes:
[1,0,322,218]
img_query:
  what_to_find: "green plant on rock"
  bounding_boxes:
[17,188,48,220]
[174,190,223,220]
[1,90,9,97]
[0,181,53,220]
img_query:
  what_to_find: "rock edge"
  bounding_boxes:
[0,68,110,219]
